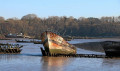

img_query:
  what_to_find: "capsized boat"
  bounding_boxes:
[41,31,76,55]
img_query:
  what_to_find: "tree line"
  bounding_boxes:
[0,14,120,38]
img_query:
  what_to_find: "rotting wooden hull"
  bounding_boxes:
[41,31,76,55]
[0,43,23,54]
[101,41,120,56]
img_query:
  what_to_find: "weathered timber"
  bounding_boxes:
[15,39,42,44]
[0,43,23,54]
[34,41,42,44]
[40,47,110,58]
[41,31,76,54]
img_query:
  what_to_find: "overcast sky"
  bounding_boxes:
[0,0,120,19]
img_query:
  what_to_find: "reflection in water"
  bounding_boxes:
[102,58,120,71]
[0,54,20,61]
[42,57,69,66]
[1,39,120,71]
[0,54,42,71]
[41,57,71,71]
[0,54,42,61]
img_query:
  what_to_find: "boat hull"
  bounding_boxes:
[105,51,120,56]
[101,41,120,56]
[41,31,76,54]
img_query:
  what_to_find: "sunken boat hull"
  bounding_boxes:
[41,31,76,55]
[101,41,120,56]
[0,43,23,54]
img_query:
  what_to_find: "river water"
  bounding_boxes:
[0,38,120,71]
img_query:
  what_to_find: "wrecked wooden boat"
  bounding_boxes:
[101,41,120,57]
[41,31,76,56]
[0,43,23,54]
[15,39,33,43]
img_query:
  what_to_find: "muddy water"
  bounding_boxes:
[0,38,120,71]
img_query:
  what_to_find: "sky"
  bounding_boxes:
[0,0,120,19]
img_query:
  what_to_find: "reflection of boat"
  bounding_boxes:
[41,57,69,66]
[41,57,70,71]
[101,41,120,56]
[41,31,76,55]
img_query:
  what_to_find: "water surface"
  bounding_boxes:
[0,38,120,71]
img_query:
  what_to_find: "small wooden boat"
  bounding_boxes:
[41,31,76,55]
